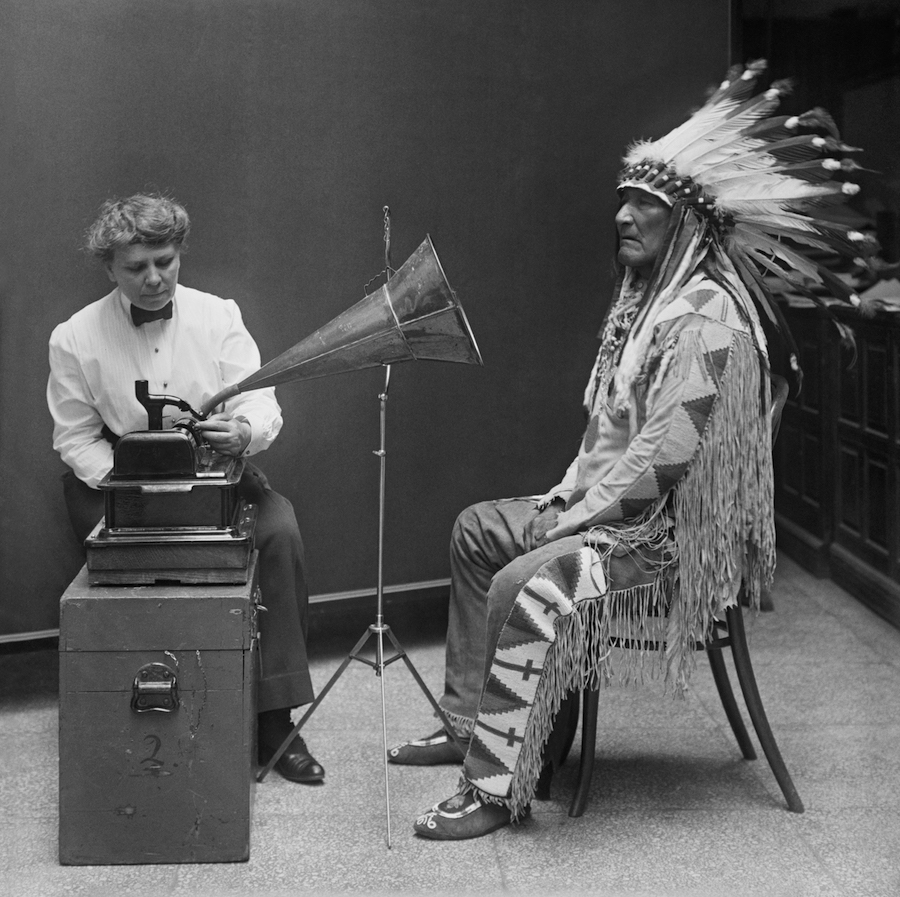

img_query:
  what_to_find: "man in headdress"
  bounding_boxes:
[391,61,873,840]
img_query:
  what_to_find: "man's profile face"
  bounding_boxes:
[615,186,672,279]
[106,242,181,311]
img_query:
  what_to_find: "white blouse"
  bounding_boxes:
[48,284,283,488]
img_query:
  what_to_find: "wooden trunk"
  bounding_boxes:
[58,554,259,865]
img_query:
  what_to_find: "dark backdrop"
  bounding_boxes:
[0,0,730,639]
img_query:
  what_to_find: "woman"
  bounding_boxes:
[48,193,324,784]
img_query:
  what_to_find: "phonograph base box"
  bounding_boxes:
[84,502,258,586]
[58,554,259,865]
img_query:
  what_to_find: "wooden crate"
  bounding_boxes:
[58,554,259,865]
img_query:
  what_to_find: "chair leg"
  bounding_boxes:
[726,604,805,813]
[559,691,580,766]
[535,763,553,801]
[707,644,757,760]
[535,692,581,800]
[569,689,600,818]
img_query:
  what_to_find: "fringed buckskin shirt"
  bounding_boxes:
[540,270,767,551]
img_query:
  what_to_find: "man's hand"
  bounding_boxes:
[195,413,251,457]
[524,499,564,552]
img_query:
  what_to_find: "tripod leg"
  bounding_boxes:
[385,628,468,758]
[257,626,375,783]
[375,626,393,848]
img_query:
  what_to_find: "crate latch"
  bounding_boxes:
[131,662,180,712]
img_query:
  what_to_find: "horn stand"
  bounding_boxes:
[257,212,468,849]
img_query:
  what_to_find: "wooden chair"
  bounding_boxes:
[540,376,804,817]
[557,601,804,817]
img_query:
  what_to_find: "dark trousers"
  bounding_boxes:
[62,463,314,713]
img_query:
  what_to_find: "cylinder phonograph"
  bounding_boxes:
[84,381,259,584]
[84,235,482,585]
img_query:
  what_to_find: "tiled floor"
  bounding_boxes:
[1,553,898,896]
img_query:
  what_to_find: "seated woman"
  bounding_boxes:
[47,193,324,784]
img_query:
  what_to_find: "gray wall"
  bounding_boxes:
[0,0,730,638]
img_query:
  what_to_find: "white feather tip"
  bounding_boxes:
[623,139,664,168]
[857,294,878,318]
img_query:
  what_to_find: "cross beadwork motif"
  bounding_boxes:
[495,656,542,681]
[478,719,525,748]
[525,588,562,617]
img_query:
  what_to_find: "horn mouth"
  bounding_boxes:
[198,235,481,417]
[388,236,483,366]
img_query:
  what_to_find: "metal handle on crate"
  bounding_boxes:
[131,662,180,712]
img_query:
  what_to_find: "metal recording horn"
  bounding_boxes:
[199,236,482,417]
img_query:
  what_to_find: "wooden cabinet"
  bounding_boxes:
[775,304,900,629]
[59,555,259,864]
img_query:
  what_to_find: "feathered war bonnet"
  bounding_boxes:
[614,59,877,393]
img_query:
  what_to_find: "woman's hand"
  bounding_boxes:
[195,413,251,457]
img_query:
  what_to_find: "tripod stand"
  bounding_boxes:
[257,363,467,847]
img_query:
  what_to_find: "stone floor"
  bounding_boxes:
[1,553,898,896]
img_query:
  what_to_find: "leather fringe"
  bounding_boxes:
[463,578,670,819]
[667,332,776,691]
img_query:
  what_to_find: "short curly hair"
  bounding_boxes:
[85,194,191,262]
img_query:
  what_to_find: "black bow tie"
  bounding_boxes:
[131,301,173,326]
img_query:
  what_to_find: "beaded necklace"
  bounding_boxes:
[584,278,645,413]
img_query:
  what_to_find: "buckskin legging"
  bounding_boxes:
[439,498,586,735]
[441,497,663,815]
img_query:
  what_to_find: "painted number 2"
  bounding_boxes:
[140,734,164,776]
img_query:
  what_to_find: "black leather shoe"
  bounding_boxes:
[259,735,325,784]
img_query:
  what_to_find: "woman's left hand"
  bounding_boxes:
[195,413,251,456]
